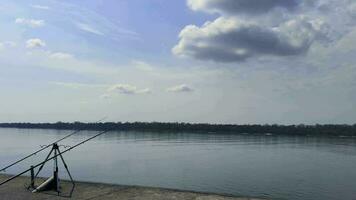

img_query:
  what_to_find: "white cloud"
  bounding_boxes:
[173,16,328,62]
[49,52,74,59]
[15,18,45,28]
[30,5,50,10]
[26,38,46,49]
[187,0,299,15]
[27,1,140,42]
[76,23,104,36]
[137,88,152,94]
[107,84,151,95]
[167,84,194,92]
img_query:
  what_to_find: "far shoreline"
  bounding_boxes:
[0,122,355,136]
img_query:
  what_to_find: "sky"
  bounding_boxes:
[0,0,356,124]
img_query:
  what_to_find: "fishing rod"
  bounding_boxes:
[0,129,111,187]
[0,117,107,172]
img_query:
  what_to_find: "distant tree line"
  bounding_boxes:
[0,122,356,136]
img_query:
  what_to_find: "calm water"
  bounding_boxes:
[1,128,356,200]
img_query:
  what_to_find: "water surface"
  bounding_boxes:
[1,128,356,200]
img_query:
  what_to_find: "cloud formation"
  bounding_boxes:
[15,18,45,28]
[32,1,139,41]
[107,84,151,95]
[26,38,46,49]
[30,5,50,10]
[173,16,327,62]
[167,84,194,92]
[49,52,74,59]
[76,23,104,36]
[174,0,335,63]
[187,0,299,15]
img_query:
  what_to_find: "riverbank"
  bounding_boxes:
[1,122,355,136]
[0,174,261,200]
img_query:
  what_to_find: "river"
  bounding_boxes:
[1,128,356,200]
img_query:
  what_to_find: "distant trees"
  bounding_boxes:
[0,122,355,136]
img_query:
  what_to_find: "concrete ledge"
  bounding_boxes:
[0,174,262,200]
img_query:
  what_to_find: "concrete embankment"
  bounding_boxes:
[0,174,262,200]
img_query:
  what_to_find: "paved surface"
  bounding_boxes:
[0,175,262,200]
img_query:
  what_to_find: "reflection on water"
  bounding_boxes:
[1,128,356,200]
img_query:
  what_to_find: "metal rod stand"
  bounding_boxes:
[29,143,75,197]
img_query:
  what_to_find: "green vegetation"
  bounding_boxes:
[0,122,356,136]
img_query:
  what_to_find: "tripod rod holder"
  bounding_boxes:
[30,143,75,197]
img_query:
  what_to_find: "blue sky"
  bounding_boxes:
[0,0,356,124]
